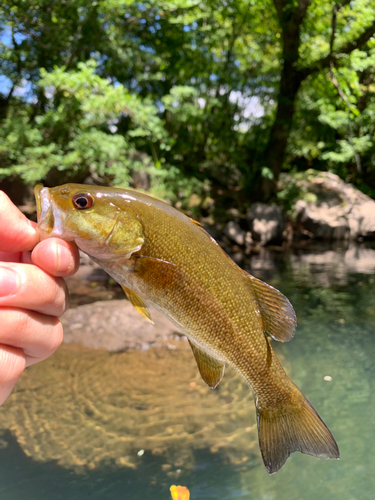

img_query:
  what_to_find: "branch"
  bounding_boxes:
[297,0,311,23]
[6,84,15,102]
[340,19,375,55]
[329,63,362,173]
[336,0,352,9]
[329,5,338,55]
[0,84,15,120]
[301,18,375,78]
[330,2,352,55]
[272,0,283,23]
[11,27,22,76]
[273,0,311,27]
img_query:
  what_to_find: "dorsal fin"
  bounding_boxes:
[189,217,203,227]
[121,285,154,323]
[188,218,221,246]
[188,340,225,389]
[246,274,296,342]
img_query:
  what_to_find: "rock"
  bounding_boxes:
[348,201,375,239]
[247,203,285,245]
[130,170,150,191]
[296,199,350,240]
[223,221,246,246]
[291,171,375,240]
[61,299,181,351]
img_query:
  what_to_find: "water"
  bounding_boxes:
[0,243,374,500]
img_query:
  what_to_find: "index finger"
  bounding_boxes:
[0,191,39,253]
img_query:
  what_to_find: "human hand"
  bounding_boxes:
[0,191,79,405]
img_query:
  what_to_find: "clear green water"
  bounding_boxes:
[0,244,374,500]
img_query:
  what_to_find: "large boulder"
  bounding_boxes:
[296,199,350,240]
[293,172,375,240]
[247,203,285,245]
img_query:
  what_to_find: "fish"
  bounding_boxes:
[34,183,339,474]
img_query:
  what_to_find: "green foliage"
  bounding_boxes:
[0,61,168,188]
[277,169,319,215]
[289,36,375,193]
[1,0,375,207]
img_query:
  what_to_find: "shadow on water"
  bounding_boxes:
[0,430,252,500]
[0,242,374,500]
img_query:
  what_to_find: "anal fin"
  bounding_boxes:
[121,285,154,324]
[188,340,225,389]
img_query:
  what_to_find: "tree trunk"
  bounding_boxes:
[0,86,14,121]
[261,13,304,200]
[258,0,375,201]
[261,63,303,200]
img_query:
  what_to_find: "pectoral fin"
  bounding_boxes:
[121,285,153,323]
[247,274,296,342]
[188,340,225,389]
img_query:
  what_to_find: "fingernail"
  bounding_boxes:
[0,267,19,297]
[55,243,74,273]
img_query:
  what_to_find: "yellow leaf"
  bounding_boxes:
[170,485,190,500]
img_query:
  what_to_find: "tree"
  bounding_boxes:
[1,0,375,209]
[262,0,375,199]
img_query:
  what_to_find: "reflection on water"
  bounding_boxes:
[0,243,374,500]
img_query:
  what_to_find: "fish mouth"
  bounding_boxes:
[34,184,65,239]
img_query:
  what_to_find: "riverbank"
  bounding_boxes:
[6,170,375,253]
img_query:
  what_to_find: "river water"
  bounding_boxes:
[0,243,374,500]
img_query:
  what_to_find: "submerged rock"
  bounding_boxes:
[1,342,259,472]
[61,299,180,351]
[247,203,285,245]
[292,172,375,240]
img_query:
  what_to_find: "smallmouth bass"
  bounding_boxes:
[34,183,339,474]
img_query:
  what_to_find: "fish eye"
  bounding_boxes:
[72,193,94,210]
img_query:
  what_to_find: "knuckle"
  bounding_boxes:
[57,277,70,312]
[48,320,64,353]
[39,277,68,315]
[12,309,32,336]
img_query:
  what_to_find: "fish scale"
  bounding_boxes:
[34,183,339,474]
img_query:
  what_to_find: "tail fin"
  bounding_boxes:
[257,394,339,474]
